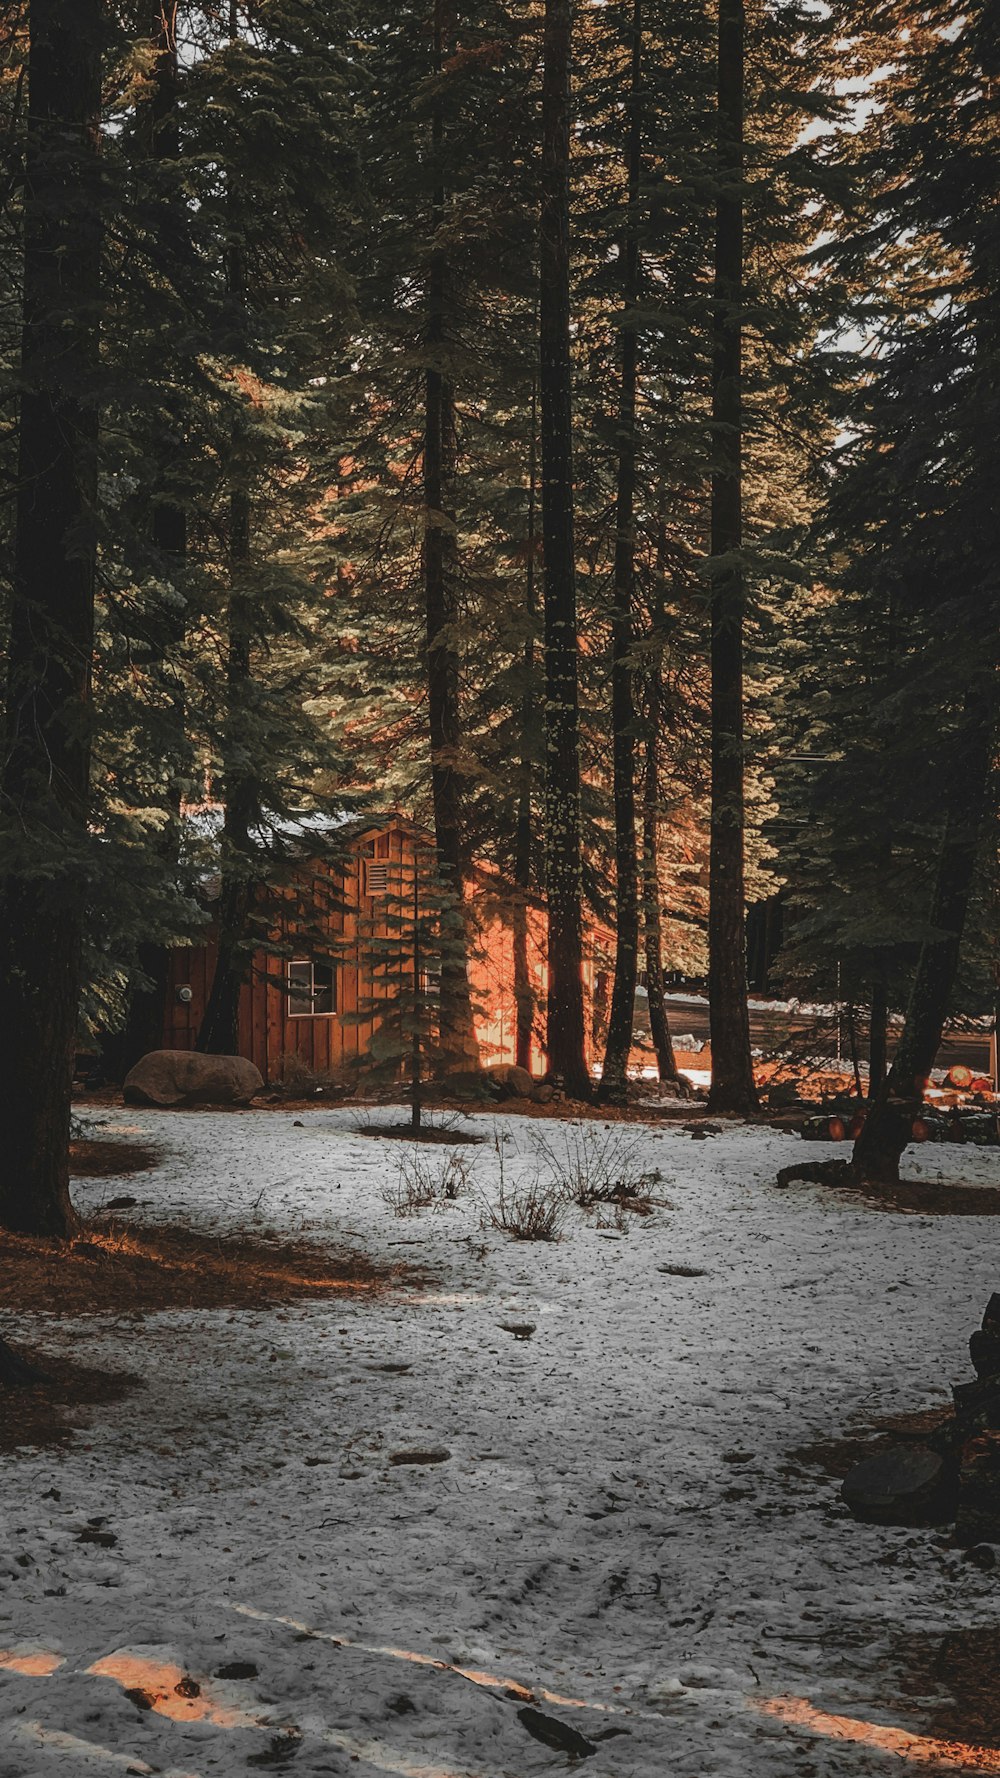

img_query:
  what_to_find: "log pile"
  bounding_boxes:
[802,1105,999,1146]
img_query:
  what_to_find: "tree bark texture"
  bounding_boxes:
[118,2,187,1076]
[707,0,756,1116]
[0,0,103,1237]
[540,0,588,1098]
[598,0,643,1105]
[852,717,992,1186]
[642,661,682,1086]
[423,0,477,1065]
[196,498,256,1056]
[867,964,888,1100]
[513,382,539,1073]
[197,152,258,1055]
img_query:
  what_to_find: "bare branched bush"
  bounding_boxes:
[482,1175,564,1241]
[479,1135,564,1241]
[380,1147,470,1216]
[533,1125,669,1217]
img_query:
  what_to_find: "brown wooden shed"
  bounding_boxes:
[163,815,611,1086]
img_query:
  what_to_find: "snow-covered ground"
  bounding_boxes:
[2,1107,999,1777]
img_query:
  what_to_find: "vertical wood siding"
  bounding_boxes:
[164,822,610,1082]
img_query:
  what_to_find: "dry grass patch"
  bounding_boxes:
[787,1405,954,1482]
[1,1219,415,1318]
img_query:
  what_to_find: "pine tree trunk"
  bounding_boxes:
[846,1002,863,1099]
[198,117,257,1057]
[116,942,171,1078]
[598,0,643,1107]
[411,863,423,1131]
[707,0,756,1117]
[868,964,888,1100]
[852,719,992,1186]
[513,384,539,1073]
[0,0,103,1238]
[197,534,255,1057]
[540,0,588,1099]
[425,0,476,1067]
[642,660,682,1086]
[118,4,187,1077]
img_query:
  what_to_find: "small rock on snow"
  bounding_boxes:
[517,1705,597,1758]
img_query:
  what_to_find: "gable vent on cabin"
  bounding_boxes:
[364,859,390,897]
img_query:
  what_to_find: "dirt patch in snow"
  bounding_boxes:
[354,1122,485,1145]
[0,1221,416,1318]
[896,1626,1000,1753]
[779,1162,1000,1216]
[867,1178,1000,1217]
[786,1406,953,1481]
[70,1137,159,1177]
[0,1351,139,1452]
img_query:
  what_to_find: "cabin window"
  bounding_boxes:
[287,959,336,1017]
[364,859,390,897]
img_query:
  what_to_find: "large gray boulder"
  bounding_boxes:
[123,1049,263,1108]
[484,1064,535,1100]
[841,1444,949,1525]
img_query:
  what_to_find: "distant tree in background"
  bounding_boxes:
[342,834,475,1131]
[539,0,589,1098]
[797,1,1000,1182]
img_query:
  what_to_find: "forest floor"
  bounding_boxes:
[2,1105,1000,1777]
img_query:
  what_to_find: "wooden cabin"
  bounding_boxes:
[164,816,612,1086]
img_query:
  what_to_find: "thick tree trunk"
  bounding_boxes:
[411,865,423,1131]
[513,384,539,1074]
[540,0,588,1099]
[853,720,992,1186]
[707,0,756,1117]
[598,0,643,1107]
[0,0,103,1238]
[642,661,682,1087]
